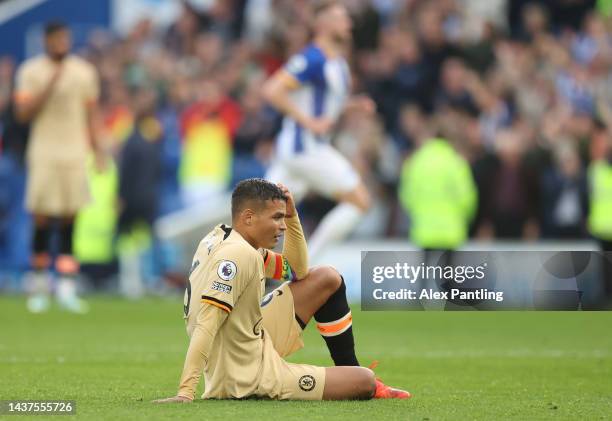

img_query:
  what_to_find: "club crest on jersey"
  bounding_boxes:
[217,260,237,281]
[298,375,316,392]
[287,55,306,74]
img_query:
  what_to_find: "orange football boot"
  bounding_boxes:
[369,361,412,399]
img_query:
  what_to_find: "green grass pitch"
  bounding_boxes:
[1,296,611,420]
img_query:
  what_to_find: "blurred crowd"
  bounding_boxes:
[2,0,612,287]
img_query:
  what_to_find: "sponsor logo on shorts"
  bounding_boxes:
[298,375,316,392]
[217,260,237,281]
[211,281,232,294]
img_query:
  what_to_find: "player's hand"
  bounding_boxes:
[305,116,334,136]
[277,183,296,218]
[49,63,64,86]
[151,395,193,404]
[93,149,109,173]
[349,95,376,115]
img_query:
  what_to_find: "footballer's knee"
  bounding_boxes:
[356,367,376,399]
[339,184,371,212]
[61,215,75,225]
[355,184,372,212]
[310,265,342,293]
[34,214,49,226]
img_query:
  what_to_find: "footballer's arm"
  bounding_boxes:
[84,70,107,171]
[263,184,309,281]
[342,94,376,116]
[262,69,332,136]
[14,65,63,123]
[153,304,228,403]
[279,184,308,278]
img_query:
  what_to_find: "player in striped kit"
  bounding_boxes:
[263,0,374,260]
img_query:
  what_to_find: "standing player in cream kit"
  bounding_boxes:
[262,0,374,260]
[154,179,410,402]
[14,21,103,313]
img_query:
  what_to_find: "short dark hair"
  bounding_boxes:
[231,178,287,219]
[45,21,68,37]
[313,0,341,16]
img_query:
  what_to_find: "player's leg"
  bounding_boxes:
[55,214,88,313]
[337,182,371,212]
[323,366,413,400]
[296,145,370,259]
[55,164,90,313]
[308,181,371,258]
[57,216,78,275]
[289,266,360,366]
[276,360,374,400]
[323,366,375,400]
[265,160,309,204]
[26,213,52,313]
[289,267,413,399]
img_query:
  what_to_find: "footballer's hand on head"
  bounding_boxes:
[152,395,193,404]
[277,183,296,218]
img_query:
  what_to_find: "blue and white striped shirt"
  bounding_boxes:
[275,43,351,158]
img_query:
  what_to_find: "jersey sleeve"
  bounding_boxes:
[177,303,227,400]
[281,214,308,278]
[284,47,325,84]
[199,245,256,313]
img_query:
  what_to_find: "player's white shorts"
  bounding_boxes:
[266,144,360,202]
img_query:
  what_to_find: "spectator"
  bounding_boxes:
[435,58,479,116]
[118,88,163,236]
[587,124,612,305]
[481,130,540,239]
[399,134,477,251]
[540,141,589,238]
[0,57,31,291]
[231,75,277,186]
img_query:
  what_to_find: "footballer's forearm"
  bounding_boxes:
[262,74,310,128]
[15,85,55,123]
[15,68,63,123]
[342,96,363,114]
[177,305,227,399]
[282,215,309,279]
[86,103,101,152]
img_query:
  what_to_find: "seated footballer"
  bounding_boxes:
[154,178,410,402]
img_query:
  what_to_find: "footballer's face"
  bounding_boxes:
[45,29,71,61]
[252,199,287,249]
[321,5,353,45]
